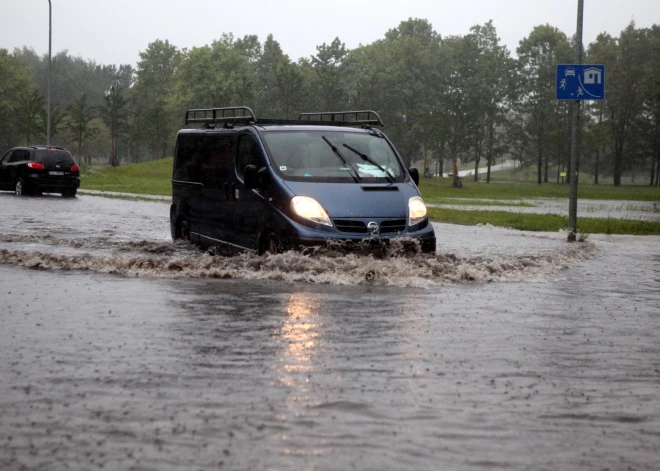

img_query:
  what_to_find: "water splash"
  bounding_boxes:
[0,234,598,287]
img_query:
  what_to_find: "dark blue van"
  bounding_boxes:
[170,107,436,254]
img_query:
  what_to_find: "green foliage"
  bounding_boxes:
[0,49,36,151]
[2,20,660,188]
[64,94,100,163]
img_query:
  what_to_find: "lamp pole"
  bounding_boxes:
[47,0,52,147]
[567,0,584,241]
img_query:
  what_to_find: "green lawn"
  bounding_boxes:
[80,158,173,196]
[418,176,660,202]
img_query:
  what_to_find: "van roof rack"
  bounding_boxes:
[184,107,385,128]
[185,107,257,127]
[298,110,384,127]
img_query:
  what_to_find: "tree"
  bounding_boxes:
[589,26,649,186]
[134,39,181,160]
[15,89,44,146]
[465,21,514,183]
[99,81,128,166]
[438,35,481,187]
[516,25,572,184]
[312,38,349,110]
[0,49,34,151]
[64,94,99,164]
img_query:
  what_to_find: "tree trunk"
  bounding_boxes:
[486,158,492,183]
[613,143,623,187]
[78,131,83,164]
[473,153,480,182]
[110,132,116,167]
[452,151,460,188]
[543,152,549,183]
[537,143,543,185]
[594,148,599,185]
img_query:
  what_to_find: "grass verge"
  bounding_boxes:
[80,158,173,196]
[431,199,534,207]
[419,177,660,202]
[428,208,660,235]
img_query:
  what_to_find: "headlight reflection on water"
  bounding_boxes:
[277,294,321,388]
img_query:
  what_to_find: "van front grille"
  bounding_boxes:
[379,219,406,233]
[332,219,367,233]
[332,218,407,234]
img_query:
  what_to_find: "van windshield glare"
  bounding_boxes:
[260,131,405,183]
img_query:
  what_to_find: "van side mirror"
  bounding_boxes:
[244,164,258,189]
[408,167,420,187]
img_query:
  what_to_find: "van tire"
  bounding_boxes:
[62,188,77,198]
[265,232,282,255]
[176,219,191,241]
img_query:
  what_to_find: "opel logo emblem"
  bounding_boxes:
[56,165,60,169]
[367,221,379,235]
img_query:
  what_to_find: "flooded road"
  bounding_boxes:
[1,193,659,470]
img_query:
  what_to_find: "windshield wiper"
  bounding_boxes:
[342,144,395,183]
[321,136,361,183]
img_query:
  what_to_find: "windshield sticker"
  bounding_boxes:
[280,166,287,171]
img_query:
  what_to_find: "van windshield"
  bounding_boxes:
[260,130,405,183]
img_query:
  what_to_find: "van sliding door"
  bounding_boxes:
[200,133,234,248]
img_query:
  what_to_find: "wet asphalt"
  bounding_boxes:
[0,193,659,470]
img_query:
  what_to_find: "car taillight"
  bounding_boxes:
[71,165,80,172]
[27,162,45,170]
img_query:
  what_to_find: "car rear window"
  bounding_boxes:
[34,150,75,165]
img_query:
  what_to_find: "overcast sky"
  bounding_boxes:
[2,0,658,67]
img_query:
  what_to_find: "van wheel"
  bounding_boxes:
[62,189,77,198]
[266,232,282,255]
[176,219,191,241]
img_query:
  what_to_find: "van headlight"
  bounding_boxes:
[291,196,333,227]
[408,196,427,227]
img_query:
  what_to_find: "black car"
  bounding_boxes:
[0,146,80,197]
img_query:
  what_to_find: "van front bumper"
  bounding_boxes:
[287,220,437,254]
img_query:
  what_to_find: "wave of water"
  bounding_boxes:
[0,234,598,287]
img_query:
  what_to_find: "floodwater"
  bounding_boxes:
[429,197,660,221]
[1,193,659,470]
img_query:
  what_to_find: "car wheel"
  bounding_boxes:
[266,232,282,255]
[62,188,77,198]
[176,219,191,241]
[15,179,26,196]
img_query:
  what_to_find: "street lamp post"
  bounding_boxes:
[47,0,52,147]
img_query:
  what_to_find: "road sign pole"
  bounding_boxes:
[567,0,584,242]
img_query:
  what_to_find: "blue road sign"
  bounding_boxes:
[556,64,605,100]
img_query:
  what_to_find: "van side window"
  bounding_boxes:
[201,135,232,190]
[174,134,203,183]
[236,134,261,180]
